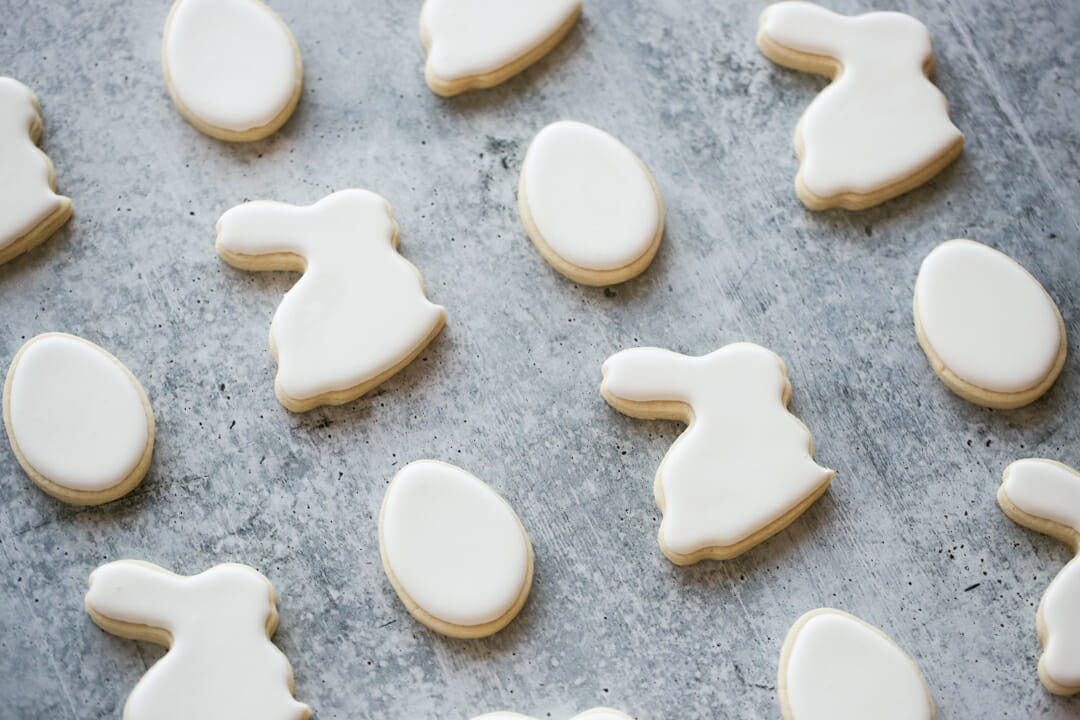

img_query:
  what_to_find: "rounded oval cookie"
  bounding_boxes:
[3,333,154,505]
[914,239,1066,409]
[420,0,583,97]
[163,0,302,142]
[379,460,533,638]
[780,609,935,720]
[519,121,664,286]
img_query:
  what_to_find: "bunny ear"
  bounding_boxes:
[1000,460,1080,552]
[85,560,185,643]
[601,347,696,414]
[758,2,852,71]
[216,199,311,266]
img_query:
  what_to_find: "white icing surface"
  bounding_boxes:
[523,121,661,271]
[1043,559,1080,689]
[86,562,308,720]
[217,189,445,403]
[1003,460,1080,534]
[602,343,831,555]
[422,0,583,81]
[164,0,299,132]
[761,2,962,197]
[785,611,933,720]
[7,335,149,492]
[916,240,1061,393]
[381,461,530,627]
[0,77,67,248]
[1002,459,1080,688]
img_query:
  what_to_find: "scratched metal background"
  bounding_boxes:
[1,0,1078,717]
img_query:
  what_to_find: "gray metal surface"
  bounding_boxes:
[1,0,1078,717]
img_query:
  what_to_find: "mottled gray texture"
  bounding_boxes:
[0,0,1078,717]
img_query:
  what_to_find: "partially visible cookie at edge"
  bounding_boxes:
[998,459,1080,695]
[162,0,302,141]
[0,77,72,265]
[420,0,583,97]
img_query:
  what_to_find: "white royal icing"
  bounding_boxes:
[601,343,832,556]
[164,0,299,132]
[522,121,661,272]
[784,611,933,720]
[217,190,445,404]
[1002,459,1080,689]
[915,239,1061,394]
[0,77,69,249]
[85,561,309,720]
[422,0,583,82]
[381,461,530,627]
[761,2,963,198]
[7,334,150,492]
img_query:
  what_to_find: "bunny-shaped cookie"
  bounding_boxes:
[999,459,1080,695]
[217,189,446,412]
[757,2,963,210]
[85,561,309,720]
[0,77,72,265]
[601,343,832,564]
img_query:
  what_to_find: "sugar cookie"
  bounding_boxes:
[780,609,935,720]
[379,460,533,639]
[914,239,1066,409]
[216,189,446,412]
[998,459,1080,695]
[601,343,833,565]
[474,710,631,720]
[86,561,310,720]
[420,0,583,97]
[519,121,664,286]
[757,2,963,210]
[3,333,154,505]
[0,77,72,265]
[163,0,302,141]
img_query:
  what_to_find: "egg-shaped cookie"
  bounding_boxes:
[780,609,935,720]
[420,0,583,97]
[379,460,533,638]
[519,121,664,286]
[163,0,302,141]
[3,333,155,505]
[914,239,1066,409]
